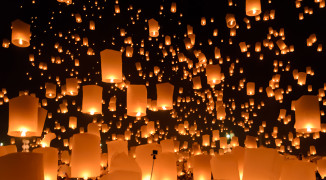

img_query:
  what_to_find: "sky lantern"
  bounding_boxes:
[246,0,261,16]
[70,133,101,179]
[171,2,177,13]
[193,154,211,180]
[135,143,162,180]
[127,85,147,117]
[66,78,78,96]
[202,134,210,147]
[106,140,128,171]
[193,76,202,89]
[226,14,236,28]
[89,20,95,30]
[279,159,316,180]
[11,19,31,47]
[294,95,321,133]
[206,64,221,86]
[317,159,326,179]
[106,153,142,180]
[156,82,174,110]
[100,49,123,83]
[33,147,58,180]
[8,95,42,137]
[211,154,240,180]
[0,153,44,180]
[242,147,279,180]
[69,116,77,129]
[45,83,56,98]
[246,82,255,95]
[148,18,159,37]
[82,85,103,115]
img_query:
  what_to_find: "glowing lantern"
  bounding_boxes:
[148,18,159,37]
[294,95,321,133]
[193,154,211,180]
[212,130,220,141]
[239,42,248,52]
[0,145,17,157]
[8,95,43,137]
[66,78,78,96]
[71,133,101,179]
[89,20,95,30]
[171,2,177,13]
[206,64,221,86]
[202,134,210,147]
[127,85,147,117]
[317,159,326,179]
[45,83,56,98]
[220,137,228,149]
[106,140,128,171]
[75,13,82,23]
[100,49,122,83]
[211,154,240,180]
[246,82,255,95]
[279,159,316,180]
[226,14,236,28]
[82,85,103,115]
[69,116,77,129]
[244,135,257,148]
[0,153,44,180]
[246,0,261,16]
[11,19,31,47]
[160,139,175,153]
[193,76,202,89]
[152,152,178,180]
[33,147,58,180]
[126,46,133,57]
[135,143,162,180]
[157,83,174,110]
[297,72,307,85]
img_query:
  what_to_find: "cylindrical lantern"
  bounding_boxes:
[247,82,255,95]
[70,133,101,179]
[294,95,321,133]
[33,147,58,180]
[246,0,261,16]
[45,83,56,98]
[100,49,122,83]
[66,78,78,96]
[11,19,31,47]
[206,64,221,86]
[82,85,103,115]
[226,14,236,28]
[148,18,159,37]
[193,155,212,180]
[0,152,44,180]
[127,85,147,117]
[8,95,39,137]
[202,134,210,147]
[156,82,174,110]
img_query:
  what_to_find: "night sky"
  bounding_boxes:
[1,0,326,159]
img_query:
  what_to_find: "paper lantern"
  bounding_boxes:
[11,19,31,47]
[220,137,228,149]
[297,72,307,85]
[101,171,141,180]
[156,82,174,110]
[33,147,58,180]
[171,2,177,13]
[193,76,202,89]
[148,18,159,37]
[87,123,100,137]
[294,95,321,133]
[242,147,279,180]
[100,49,122,83]
[69,116,77,129]
[160,139,175,153]
[212,130,220,141]
[82,85,103,115]
[0,145,17,157]
[152,153,178,180]
[66,78,78,96]
[45,83,56,98]
[279,159,316,180]
[135,143,162,180]
[211,154,240,180]
[193,154,211,180]
[127,85,147,117]
[89,20,95,30]
[226,14,236,28]
[202,134,210,147]
[70,133,101,179]
[317,159,326,179]
[239,42,248,52]
[206,64,221,86]
[8,95,41,137]
[126,46,133,57]
[0,152,44,180]
[244,135,257,148]
[106,140,128,171]
[246,0,261,16]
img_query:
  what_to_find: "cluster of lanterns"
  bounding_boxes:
[1,0,326,179]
